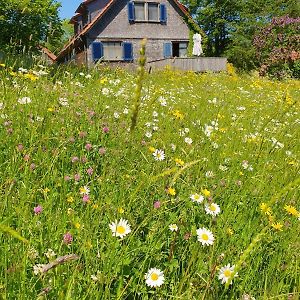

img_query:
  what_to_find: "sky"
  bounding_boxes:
[59,0,82,20]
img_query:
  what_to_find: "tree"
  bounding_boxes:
[0,0,63,53]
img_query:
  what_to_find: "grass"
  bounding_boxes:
[0,62,299,300]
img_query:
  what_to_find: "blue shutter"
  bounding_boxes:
[163,42,172,58]
[92,42,103,61]
[123,42,133,61]
[128,2,135,23]
[160,3,167,23]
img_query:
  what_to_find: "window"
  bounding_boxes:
[132,2,160,22]
[172,42,188,58]
[103,42,123,60]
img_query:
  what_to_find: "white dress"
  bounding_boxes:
[192,33,203,56]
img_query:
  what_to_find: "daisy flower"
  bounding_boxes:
[218,264,238,284]
[153,149,165,161]
[196,227,214,246]
[79,186,90,195]
[169,224,178,232]
[109,218,131,239]
[190,193,204,204]
[184,137,193,145]
[205,203,221,216]
[145,268,165,288]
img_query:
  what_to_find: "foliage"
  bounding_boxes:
[253,15,300,79]
[0,63,299,299]
[0,0,63,53]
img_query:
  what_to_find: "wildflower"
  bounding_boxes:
[58,97,69,107]
[205,171,214,178]
[63,232,73,244]
[260,203,271,215]
[118,207,124,214]
[167,187,176,196]
[28,248,39,259]
[44,249,56,259]
[205,203,221,216]
[82,194,90,203]
[196,227,214,246]
[145,268,165,288]
[18,97,32,104]
[71,156,79,163]
[67,196,74,203]
[284,205,299,216]
[109,219,131,239]
[175,158,184,166]
[172,110,184,120]
[190,193,204,204]
[271,222,283,231]
[226,228,234,236]
[145,132,152,138]
[148,146,155,153]
[74,223,81,229]
[218,264,238,284]
[99,147,106,155]
[114,112,120,119]
[169,224,178,232]
[102,126,109,133]
[74,173,81,181]
[85,143,92,151]
[153,201,161,209]
[79,186,90,195]
[33,264,45,275]
[184,137,193,145]
[153,149,165,161]
[34,205,43,215]
[202,189,211,197]
[87,167,94,176]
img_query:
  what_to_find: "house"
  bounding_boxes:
[55,0,194,66]
[39,47,57,65]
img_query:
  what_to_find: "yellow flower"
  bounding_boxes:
[43,187,50,193]
[0,63,6,67]
[92,204,99,209]
[226,228,234,236]
[24,73,38,81]
[202,189,211,198]
[271,222,283,231]
[284,205,299,216]
[47,107,54,112]
[172,110,184,120]
[75,223,81,229]
[167,187,176,196]
[268,214,275,223]
[260,203,272,215]
[100,78,108,84]
[118,207,124,214]
[175,158,184,166]
[148,146,155,153]
[67,196,74,203]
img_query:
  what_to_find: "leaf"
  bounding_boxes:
[0,223,29,243]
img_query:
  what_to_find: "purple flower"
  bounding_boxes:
[102,126,109,133]
[17,144,24,151]
[34,205,43,215]
[63,232,73,245]
[23,154,30,162]
[81,156,88,163]
[79,131,87,138]
[153,201,161,209]
[98,147,106,155]
[82,194,90,203]
[87,167,94,176]
[30,163,36,171]
[74,173,81,182]
[69,136,75,143]
[64,175,71,181]
[71,156,79,163]
[85,143,92,151]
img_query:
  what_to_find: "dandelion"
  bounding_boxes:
[153,149,165,161]
[202,189,211,198]
[109,218,131,239]
[169,224,178,232]
[218,264,238,284]
[271,222,283,231]
[190,193,204,204]
[196,227,214,246]
[175,158,184,166]
[284,205,299,216]
[167,187,176,196]
[145,268,165,288]
[205,203,221,216]
[260,203,271,215]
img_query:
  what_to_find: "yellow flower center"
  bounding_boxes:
[209,204,216,211]
[202,233,209,241]
[150,273,159,281]
[194,194,200,200]
[116,226,126,234]
[224,270,231,277]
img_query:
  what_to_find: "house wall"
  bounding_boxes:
[86,0,190,65]
[87,0,111,21]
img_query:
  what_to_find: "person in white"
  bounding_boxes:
[192,33,203,56]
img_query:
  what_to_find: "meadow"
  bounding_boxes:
[0,62,299,300]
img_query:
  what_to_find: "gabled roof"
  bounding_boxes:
[40,46,57,61]
[56,0,193,62]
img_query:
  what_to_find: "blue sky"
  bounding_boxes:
[59,0,82,19]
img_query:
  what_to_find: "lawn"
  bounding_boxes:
[0,62,299,299]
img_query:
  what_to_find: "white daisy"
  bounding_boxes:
[205,203,221,216]
[18,97,32,104]
[169,224,178,232]
[153,149,165,161]
[218,264,238,284]
[79,186,90,195]
[145,131,152,138]
[109,218,131,239]
[196,227,214,246]
[185,137,193,145]
[145,268,165,288]
[190,193,204,204]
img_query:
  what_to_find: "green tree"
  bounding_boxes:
[0,0,63,53]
